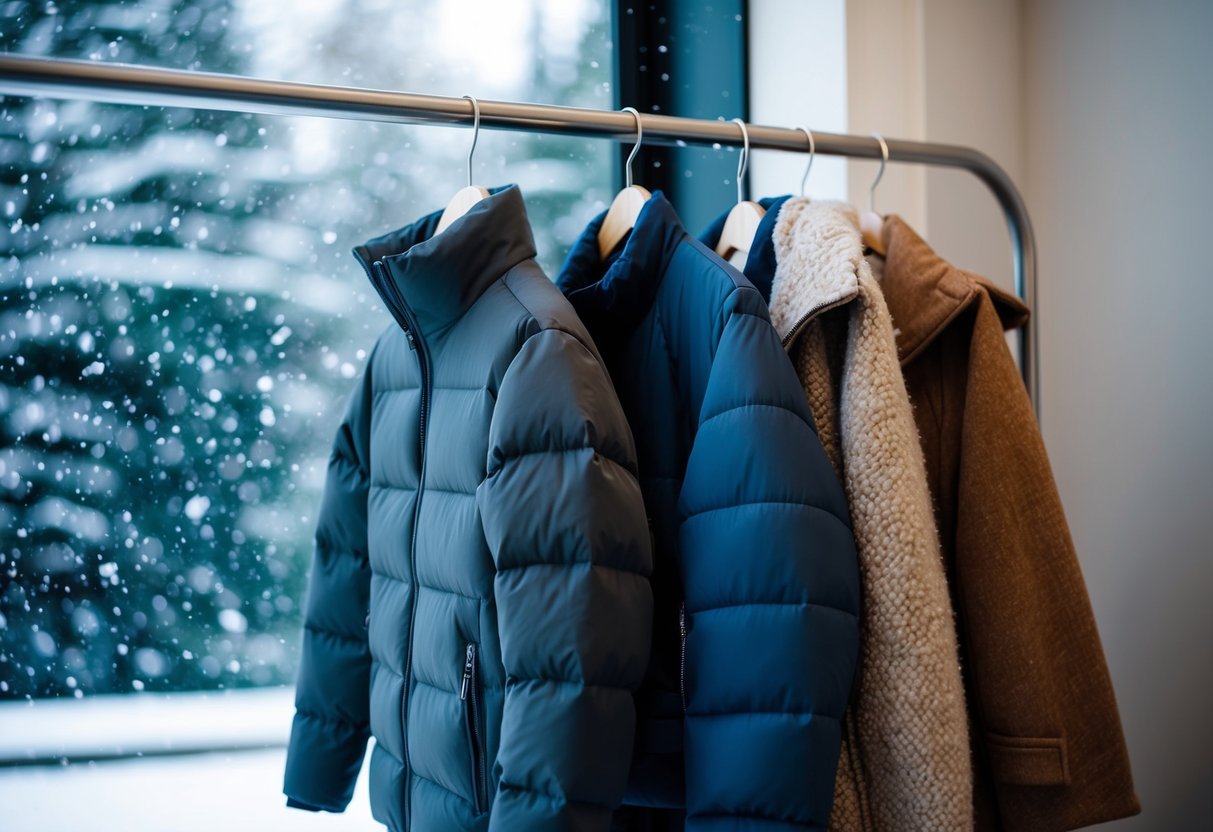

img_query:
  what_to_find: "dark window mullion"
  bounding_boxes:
[612,1,750,233]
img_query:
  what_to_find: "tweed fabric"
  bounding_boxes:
[879,216,1140,831]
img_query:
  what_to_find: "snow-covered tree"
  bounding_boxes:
[0,0,364,698]
[0,0,613,700]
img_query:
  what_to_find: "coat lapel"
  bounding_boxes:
[879,215,1028,366]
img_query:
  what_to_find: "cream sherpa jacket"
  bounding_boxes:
[770,199,972,831]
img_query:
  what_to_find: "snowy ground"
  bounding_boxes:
[0,688,377,831]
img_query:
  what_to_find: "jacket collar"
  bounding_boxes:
[352,185,536,335]
[697,194,792,303]
[556,191,686,335]
[768,198,863,344]
[880,215,1029,364]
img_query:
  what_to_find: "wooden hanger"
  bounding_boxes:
[715,118,766,266]
[436,95,490,235]
[597,107,651,259]
[859,132,888,256]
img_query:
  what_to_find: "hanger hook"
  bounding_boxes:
[869,132,889,212]
[795,125,816,197]
[621,106,643,189]
[462,95,481,188]
[731,118,750,205]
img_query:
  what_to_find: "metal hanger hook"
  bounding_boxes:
[462,95,481,188]
[869,132,889,212]
[621,106,643,189]
[796,126,816,197]
[731,117,750,204]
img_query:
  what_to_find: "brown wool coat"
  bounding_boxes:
[770,200,972,832]
[878,216,1140,831]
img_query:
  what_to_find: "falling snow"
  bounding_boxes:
[0,0,381,696]
[2,0,614,708]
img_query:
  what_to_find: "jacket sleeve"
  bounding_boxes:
[953,298,1138,830]
[477,327,654,832]
[677,286,861,830]
[283,354,375,812]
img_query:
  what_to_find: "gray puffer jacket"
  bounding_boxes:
[283,186,654,832]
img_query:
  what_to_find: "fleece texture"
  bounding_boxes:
[769,199,973,832]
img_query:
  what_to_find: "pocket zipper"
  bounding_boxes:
[679,602,688,713]
[460,642,488,813]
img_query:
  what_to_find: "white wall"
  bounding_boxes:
[1024,2,1213,827]
[751,1,1213,826]
[748,0,849,202]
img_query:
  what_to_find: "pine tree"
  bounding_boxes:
[0,0,360,698]
[0,0,614,701]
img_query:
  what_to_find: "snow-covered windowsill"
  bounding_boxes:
[0,688,376,831]
[0,686,292,764]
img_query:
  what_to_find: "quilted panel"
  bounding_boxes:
[555,194,862,829]
[288,188,652,830]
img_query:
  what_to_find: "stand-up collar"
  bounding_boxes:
[353,185,536,335]
[698,194,792,303]
[556,192,686,334]
[880,215,1029,364]
[768,198,863,343]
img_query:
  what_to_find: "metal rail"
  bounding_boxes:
[0,54,1039,410]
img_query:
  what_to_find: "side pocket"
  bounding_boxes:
[459,642,488,813]
[986,732,1070,786]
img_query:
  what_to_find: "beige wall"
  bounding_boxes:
[1024,2,1213,827]
[919,0,1023,292]
[844,0,1023,292]
[843,0,927,229]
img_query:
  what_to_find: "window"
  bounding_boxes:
[1,0,612,825]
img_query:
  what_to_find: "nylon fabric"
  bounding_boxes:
[558,194,861,830]
[284,186,653,831]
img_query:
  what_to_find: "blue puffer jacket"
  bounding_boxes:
[557,194,861,831]
[283,186,654,831]
[697,195,792,305]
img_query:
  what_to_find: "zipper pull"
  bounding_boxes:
[679,602,688,713]
[460,643,475,700]
[403,326,417,350]
[372,259,389,286]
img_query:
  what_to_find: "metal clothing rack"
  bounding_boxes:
[0,54,1039,412]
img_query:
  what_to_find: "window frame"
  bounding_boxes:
[612,0,751,233]
[0,0,753,771]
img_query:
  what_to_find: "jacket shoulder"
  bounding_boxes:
[500,260,604,360]
[687,234,764,286]
[657,237,775,344]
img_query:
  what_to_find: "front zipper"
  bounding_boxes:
[460,642,488,814]
[368,258,430,822]
[370,259,418,348]
[679,602,688,713]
